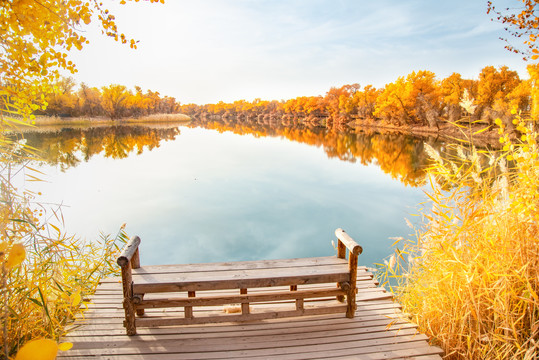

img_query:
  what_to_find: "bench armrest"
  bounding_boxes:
[117,236,141,268]
[335,228,362,255]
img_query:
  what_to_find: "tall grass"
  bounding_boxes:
[31,113,191,126]
[0,139,128,359]
[380,115,539,359]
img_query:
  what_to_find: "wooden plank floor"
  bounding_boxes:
[59,267,443,359]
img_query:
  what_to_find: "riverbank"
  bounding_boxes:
[30,113,191,127]
[350,118,503,148]
[28,112,510,149]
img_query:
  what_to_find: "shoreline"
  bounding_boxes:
[22,113,507,148]
[29,113,191,127]
[349,119,503,148]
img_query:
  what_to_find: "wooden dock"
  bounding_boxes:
[58,266,443,359]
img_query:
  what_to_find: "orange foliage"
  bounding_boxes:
[16,126,180,170]
[37,78,181,119]
[192,119,435,187]
[488,0,539,60]
[180,65,533,135]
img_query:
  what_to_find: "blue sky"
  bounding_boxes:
[70,0,527,104]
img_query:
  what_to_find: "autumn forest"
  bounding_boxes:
[2,0,539,359]
[45,64,539,144]
[180,65,537,135]
[37,78,181,119]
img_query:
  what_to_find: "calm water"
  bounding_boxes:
[21,122,433,268]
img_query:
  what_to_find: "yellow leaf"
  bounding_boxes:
[71,290,81,306]
[6,243,26,269]
[0,241,8,254]
[58,342,73,351]
[473,127,490,135]
[532,55,539,60]
[15,339,58,360]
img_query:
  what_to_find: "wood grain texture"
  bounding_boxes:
[91,230,442,357]
[58,274,443,359]
[335,228,362,255]
[135,288,346,308]
[117,236,141,267]
[132,265,350,293]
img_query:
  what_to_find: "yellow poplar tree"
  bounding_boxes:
[0,1,163,358]
[0,0,163,129]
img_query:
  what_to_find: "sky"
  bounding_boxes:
[69,0,527,105]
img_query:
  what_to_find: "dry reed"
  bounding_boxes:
[0,140,128,358]
[380,114,539,359]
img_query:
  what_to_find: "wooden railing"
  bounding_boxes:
[117,235,141,335]
[335,228,363,318]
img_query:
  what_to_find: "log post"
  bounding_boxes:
[185,291,196,319]
[347,252,358,318]
[336,240,346,302]
[117,236,142,336]
[335,229,362,318]
[117,236,141,268]
[131,247,140,269]
[135,294,145,317]
[337,241,346,259]
[120,261,136,335]
[240,288,249,315]
[131,246,144,316]
[290,285,303,311]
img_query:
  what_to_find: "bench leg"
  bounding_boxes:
[123,298,137,335]
[185,291,196,319]
[240,289,250,315]
[135,294,145,316]
[347,251,358,318]
[337,281,349,303]
[346,288,356,318]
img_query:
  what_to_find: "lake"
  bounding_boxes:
[20,121,435,268]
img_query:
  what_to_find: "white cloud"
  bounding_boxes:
[68,0,529,104]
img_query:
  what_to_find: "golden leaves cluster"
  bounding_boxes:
[1,1,163,358]
[0,0,163,126]
[488,0,539,60]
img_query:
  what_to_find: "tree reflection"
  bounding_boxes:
[191,118,439,187]
[17,125,180,171]
[15,121,493,188]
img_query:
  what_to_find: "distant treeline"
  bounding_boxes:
[180,65,539,133]
[35,77,181,119]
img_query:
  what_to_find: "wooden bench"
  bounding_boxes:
[117,228,362,335]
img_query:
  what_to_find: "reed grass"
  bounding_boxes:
[0,111,188,359]
[31,115,111,126]
[380,114,539,359]
[31,113,191,127]
[127,113,191,123]
[0,140,128,358]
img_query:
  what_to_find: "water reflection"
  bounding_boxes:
[14,120,445,187]
[18,122,435,266]
[18,125,180,171]
[191,118,439,187]
[12,119,502,266]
